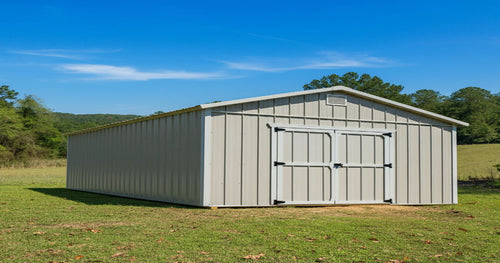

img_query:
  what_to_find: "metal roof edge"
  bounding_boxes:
[65,85,468,136]
[200,86,469,127]
[64,105,203,136]
[335,87,469,127]
[199,86,341,109]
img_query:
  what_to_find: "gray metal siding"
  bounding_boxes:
[209,91,457,206]
[67,111,203,206]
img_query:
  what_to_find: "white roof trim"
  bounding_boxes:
[66,85,468,136]
[200,86,469,127]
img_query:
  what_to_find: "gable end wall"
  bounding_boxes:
[209,91,456,206]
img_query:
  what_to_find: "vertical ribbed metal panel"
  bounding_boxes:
[209,92,457,206]
[225,105,242,206]
[420,126,431,203]
[66,111,203,206]
[395,123,407,203]
[241,102,259,205]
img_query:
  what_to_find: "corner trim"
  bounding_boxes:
[201,109,212,206]
[451,126,458,204]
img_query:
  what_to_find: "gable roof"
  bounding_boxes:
[65,86,468,136]
[201,86,469,126]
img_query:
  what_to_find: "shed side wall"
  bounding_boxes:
[209,92,456,206]
[67,110,203,206]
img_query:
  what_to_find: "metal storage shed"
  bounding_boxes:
[66,86,468,207]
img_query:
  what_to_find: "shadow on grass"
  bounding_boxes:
[29,188,194,208]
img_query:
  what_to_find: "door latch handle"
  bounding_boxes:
[274,161,286,166]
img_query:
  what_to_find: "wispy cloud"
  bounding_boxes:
[222,52,396,72]
[246,33,300,44]
[60,64,227,80]
[10,48,122,59]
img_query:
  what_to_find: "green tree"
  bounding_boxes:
[303,72,412,104]
[410,89,446,113]
[0,85,145,165]
[0,85,19,107]
[16,95,65,158]
[52,113,141,134]
[0,106,24,163]
[444,87,499,144]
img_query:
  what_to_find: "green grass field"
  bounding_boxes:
[0,167,499,262]
[457,144,500,180]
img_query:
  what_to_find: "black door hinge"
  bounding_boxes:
[274,127,286,132]
[383,132,392,137]
[274,161,286,166]
[384,163,393,168]
[274,200,286,205]
[384,198,393,204]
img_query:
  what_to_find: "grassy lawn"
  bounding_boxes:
[457,144,500,180]
[0,168,499,262]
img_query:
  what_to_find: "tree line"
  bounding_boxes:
[53,112,140,134]
[0,85,139,166]
[1,74,499,166]
[304,72,500,144]
[0,85,64,165]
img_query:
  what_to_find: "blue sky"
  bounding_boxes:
[1,0,499,115]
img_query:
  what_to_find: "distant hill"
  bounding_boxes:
[52,112,142,134]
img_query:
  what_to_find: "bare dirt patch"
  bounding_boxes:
[218,204,428,221]
[286,205,426,218]
[48,221,136,229]
[274,205,428,218]
[310,205,420,214]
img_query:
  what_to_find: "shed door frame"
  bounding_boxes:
[269,124,395,205]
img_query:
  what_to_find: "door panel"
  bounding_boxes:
[337,167,347,201]
[361,167,375,201]
[271,125,393,205]
[375,168,385,200]
[336,132,388,204]
[282,166,293,201]
[275,129,333,204]
[291,132,308,163]
[361,136,375,163]
[322,166,332,201]
[347,167,361,201]
[309,167,325,201]
[309,133,325,163]
[346,134,361,164]
[292,166,309,202]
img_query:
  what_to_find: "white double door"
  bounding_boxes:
[271,125,394,205]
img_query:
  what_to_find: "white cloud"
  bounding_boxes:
[221,61,287,72]
[246,33,300,44]
[60,64,226,80]
[10,48,122,59]
[222,52,395,72]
